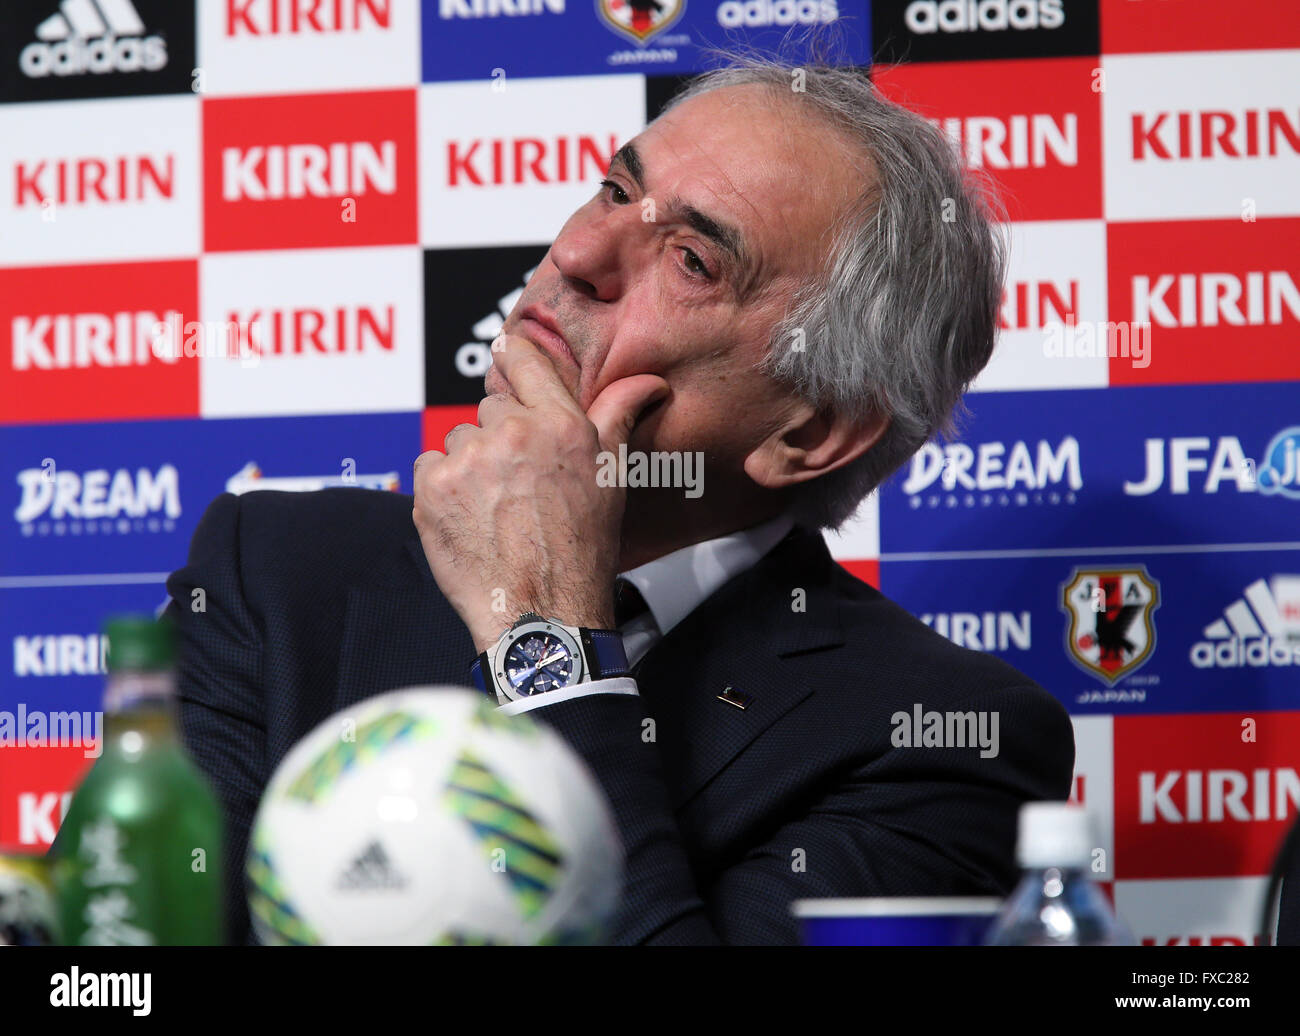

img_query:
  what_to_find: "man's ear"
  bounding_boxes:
[743,400,890,490]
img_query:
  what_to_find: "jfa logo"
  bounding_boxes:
[1061,566,1160,686]
[597,0,685,44]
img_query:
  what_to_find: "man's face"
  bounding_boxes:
[489,83,858,465]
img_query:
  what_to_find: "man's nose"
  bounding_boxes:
[548,203,638,302]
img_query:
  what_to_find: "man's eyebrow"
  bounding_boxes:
[609,142,644,190]
[608,142,755,297]
[674,201,750,283]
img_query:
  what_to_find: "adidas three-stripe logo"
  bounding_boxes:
[1191,576,1300,669]
[21,0,168,79]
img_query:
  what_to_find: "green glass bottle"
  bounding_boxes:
[51,615,224,945]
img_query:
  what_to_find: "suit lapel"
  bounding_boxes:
[334,537,476,713]
[635,529,844,811]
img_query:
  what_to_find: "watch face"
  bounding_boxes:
[502,630,576,695]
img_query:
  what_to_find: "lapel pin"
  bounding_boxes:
[716,685,751,710]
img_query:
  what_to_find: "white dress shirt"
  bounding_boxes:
[497,512,796,715]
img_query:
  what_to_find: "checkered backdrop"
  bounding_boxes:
[2,0,1299,945]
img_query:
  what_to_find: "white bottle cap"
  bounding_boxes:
[1016,802,1094,869]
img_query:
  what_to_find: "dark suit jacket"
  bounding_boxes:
[1277,822,1300,945]
[163,487,1076,945]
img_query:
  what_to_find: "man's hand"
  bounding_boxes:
[413,335,669,653]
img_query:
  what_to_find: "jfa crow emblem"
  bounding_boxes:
[597,0,685,45]
[1061,566,1160,685]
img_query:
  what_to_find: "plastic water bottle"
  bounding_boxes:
[985,801,1133,945]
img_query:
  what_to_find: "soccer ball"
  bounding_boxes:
[246,686,623,945]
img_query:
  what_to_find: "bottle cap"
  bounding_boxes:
[1016,801,1094,869]
[104,615,174,672]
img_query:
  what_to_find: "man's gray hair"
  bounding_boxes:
[662,59,1007,531]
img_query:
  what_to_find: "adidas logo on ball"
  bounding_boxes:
[715,0,839,30]
[20,0,168,79]
[904,0,1064,34]
[336,841,409,891]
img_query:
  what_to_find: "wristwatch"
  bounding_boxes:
[470,611,629,705]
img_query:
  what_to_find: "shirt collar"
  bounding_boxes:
[617,512,796,638]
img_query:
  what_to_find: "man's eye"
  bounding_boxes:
[599,178,629,204]
[680,248,713,280]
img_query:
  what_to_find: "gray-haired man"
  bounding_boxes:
[169,59,1074,944]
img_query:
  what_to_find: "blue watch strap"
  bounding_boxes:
[582,628,629,679]
[470,651,490,698]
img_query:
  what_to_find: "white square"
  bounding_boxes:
[824,492,880,562]
[1103,50,1300,222]
[1071,714,1116,880]
[199,245,424,417]
[1114,876,1273,946]
[973,219,1110,392]
[196,0,421,96]
[0,95,200,267]
[420,76,647,249]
